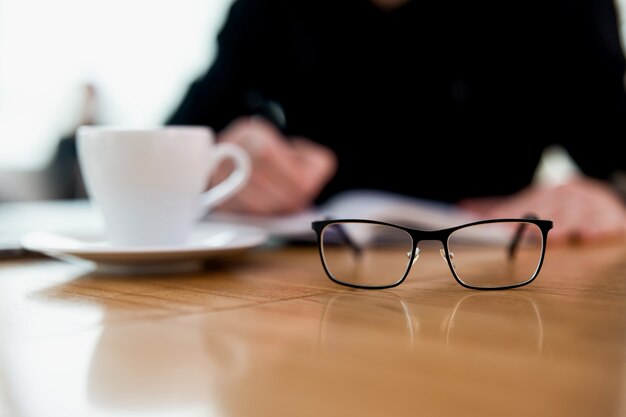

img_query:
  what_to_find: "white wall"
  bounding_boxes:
[0,0,234,172]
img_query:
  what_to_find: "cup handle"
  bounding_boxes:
[198,142,251,218]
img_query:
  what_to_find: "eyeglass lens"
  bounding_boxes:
[320,223,414,288]
[448,222,544,288]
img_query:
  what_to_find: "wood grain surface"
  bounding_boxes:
[1,241,625,417]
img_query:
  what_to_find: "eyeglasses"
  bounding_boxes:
[311,217,553,290]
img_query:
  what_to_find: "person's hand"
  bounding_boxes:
[458,177,626,244]
[211,116,337,215]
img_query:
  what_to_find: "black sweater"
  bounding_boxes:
[168,0,626,204]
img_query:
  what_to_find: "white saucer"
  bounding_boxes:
[20,222,269,274]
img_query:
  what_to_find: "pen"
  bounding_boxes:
[244,90,287,134]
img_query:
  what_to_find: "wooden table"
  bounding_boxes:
[1,240,625,417]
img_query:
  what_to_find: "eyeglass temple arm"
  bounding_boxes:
[507,213,539,260]
[323,217,363,258]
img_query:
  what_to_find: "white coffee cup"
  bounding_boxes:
[77,125,251,247]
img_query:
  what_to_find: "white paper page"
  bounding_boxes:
[318,189,479,229]
[203,189,481,240]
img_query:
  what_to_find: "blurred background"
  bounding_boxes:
[0,0,233,201]
[0,0,625,201]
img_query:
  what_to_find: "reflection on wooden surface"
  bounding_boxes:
[0,242,625,417]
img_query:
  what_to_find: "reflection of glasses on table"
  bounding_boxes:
[311,217,553,290]
[317,292,545,355]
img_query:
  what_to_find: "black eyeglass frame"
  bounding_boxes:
[311,218,553,291]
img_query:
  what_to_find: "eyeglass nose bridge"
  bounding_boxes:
[406,236,451,270]
[408,230,454,270]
